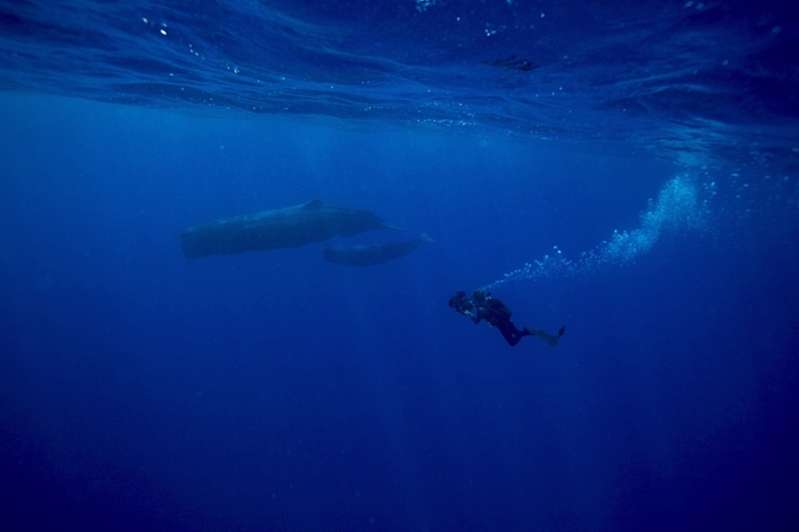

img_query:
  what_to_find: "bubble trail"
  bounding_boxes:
[483,176,708,291]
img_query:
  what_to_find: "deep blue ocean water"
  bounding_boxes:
[2,1,798,531]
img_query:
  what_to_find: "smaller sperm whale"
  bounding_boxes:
[323,234,433,267]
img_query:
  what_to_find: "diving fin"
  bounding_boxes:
[530,326,563,347]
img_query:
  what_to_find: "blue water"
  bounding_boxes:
[2,1,798,531]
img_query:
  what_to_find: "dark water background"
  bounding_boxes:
[2,1,799,531]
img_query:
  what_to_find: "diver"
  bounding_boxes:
[449,289,565,347]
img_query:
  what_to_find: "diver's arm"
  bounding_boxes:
[464,309,481,324]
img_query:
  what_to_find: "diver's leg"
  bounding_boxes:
[499,321,529,346]
[500,328,518,346]
[527,326,564,347]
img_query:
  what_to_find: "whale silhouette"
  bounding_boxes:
[323,233,433,267]
[180,200,388,258]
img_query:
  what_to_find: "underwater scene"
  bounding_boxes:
[1,1,798,531]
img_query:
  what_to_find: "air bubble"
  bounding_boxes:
[483,176,707,290]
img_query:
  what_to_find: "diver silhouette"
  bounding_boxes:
[449,290,565,347]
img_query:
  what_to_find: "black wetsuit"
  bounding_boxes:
[449,290,531,346]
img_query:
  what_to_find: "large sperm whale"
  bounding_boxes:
[180,200,389,258]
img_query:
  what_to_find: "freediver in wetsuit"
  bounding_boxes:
[449,290,565,347]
